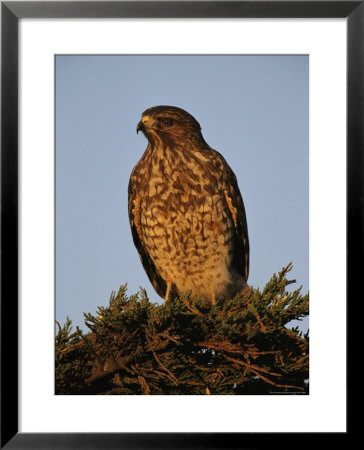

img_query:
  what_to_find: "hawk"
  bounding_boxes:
[128,106,249,303]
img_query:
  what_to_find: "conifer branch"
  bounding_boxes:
[55,264,309,395]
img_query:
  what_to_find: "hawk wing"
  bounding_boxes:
[128,174,167,298]
[222,161,250,282]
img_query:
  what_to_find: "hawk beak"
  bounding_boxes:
[136,121,144,134]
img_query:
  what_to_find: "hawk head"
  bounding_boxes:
[136,105,205,146]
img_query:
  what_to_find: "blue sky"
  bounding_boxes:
[55,55,308,332]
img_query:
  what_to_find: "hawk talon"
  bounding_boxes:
[211,289,216,305]
[165,279,172,302]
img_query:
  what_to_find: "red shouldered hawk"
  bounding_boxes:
[128,106,249,303]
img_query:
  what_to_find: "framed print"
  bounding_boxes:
[1,0,359,448]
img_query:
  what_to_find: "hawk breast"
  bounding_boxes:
[129,145,247,300]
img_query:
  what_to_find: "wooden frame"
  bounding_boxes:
[1,1,357,447]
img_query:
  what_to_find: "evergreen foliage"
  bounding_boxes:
[55,263,309,395]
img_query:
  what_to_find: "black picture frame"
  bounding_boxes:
[1,1,358,448]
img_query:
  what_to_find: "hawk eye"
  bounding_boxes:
[160,118,174,126]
